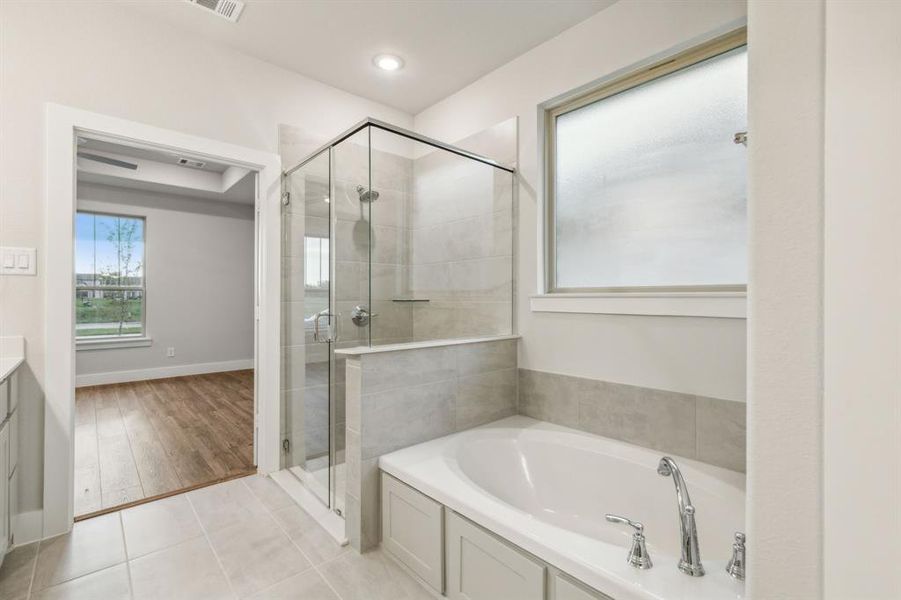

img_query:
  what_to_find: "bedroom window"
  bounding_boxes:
[75,211,146,339]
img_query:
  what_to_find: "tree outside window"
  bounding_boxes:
[75,212,146,338]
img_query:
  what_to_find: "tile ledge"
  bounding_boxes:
[335,335,520,356]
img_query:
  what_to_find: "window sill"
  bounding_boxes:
[530,292,746,319]
[76,336,152,351]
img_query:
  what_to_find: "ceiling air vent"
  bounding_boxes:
[177,157,207,169]
[185,0,245,23]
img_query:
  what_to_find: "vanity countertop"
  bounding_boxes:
[0,357,23,383]
[0,336,25,382]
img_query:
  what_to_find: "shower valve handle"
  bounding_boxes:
[351,305,377,327]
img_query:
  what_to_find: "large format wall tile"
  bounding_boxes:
[518,368,746,472]
[579,383,697,457]
[360,381,456,459]
[456,368,517,431]
[456,338,517,375]
[360,345,456,393]
[518,369,581,428]
[408,120,515,342]
[344,337,518,551]
[696,395,747,472]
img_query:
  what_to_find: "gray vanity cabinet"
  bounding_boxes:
[380,471,610,600]
[0,369,20,567]
[0,407,9,558]
[381,473,445,593]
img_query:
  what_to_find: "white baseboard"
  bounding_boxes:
[13,509,43,546]
[75,358,253,387]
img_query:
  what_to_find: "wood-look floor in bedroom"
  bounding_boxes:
[73,370,256,518]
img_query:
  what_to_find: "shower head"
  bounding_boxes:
[355,185,379,203]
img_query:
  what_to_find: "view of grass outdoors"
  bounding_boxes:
[75,211,145,338]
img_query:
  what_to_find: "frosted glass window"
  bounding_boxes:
[552,45,747,290]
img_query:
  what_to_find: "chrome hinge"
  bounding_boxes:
[282,438,290,453]
[281,191,291,206]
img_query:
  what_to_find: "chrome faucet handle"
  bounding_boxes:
[679,505,705,577]
[726,532,746,581]
[657,456,705,577]
[605,514,652,569]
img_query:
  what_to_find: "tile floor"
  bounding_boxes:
[0,475,434,600]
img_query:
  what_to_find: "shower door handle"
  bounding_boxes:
[313,310,337,343]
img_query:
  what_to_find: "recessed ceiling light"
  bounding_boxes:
[373,54,404,72]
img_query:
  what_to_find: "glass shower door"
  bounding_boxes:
[329,128,372,517]
[281,126,373,519]
[282,149,333,508]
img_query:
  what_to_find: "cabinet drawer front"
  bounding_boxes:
[552,572,612,600]
[446,511,545,600]
[0,379,8,421]
[381,473,444,593]
[7,372,17,413]
[0,423,8,554]
[8,410,17,479]
[7,467,16,546]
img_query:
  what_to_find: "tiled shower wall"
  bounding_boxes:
[409,119,516,340]
[331,137,416,348]
[279,126,416,465]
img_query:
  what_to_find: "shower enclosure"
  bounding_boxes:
[280,119,514,520]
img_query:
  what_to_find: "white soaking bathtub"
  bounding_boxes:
[379,415,746,600]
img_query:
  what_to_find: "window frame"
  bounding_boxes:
[75,209,148,343]
[543,29,748,296]
[303,234,330,291]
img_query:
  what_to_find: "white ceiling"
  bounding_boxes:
[126,0,615,113]
[79,138,231,173]
[77,137,256,204]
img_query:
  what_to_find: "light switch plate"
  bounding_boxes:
[0,247,37,276]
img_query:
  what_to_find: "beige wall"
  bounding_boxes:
[748,1,901,597]
[0,0,411,535]
[822,1,901,597]
[746,1,825,595]
[413,0,748,402]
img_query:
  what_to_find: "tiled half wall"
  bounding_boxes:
[342,337,518,551]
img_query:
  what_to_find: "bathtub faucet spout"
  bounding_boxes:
[657,456,704,577]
